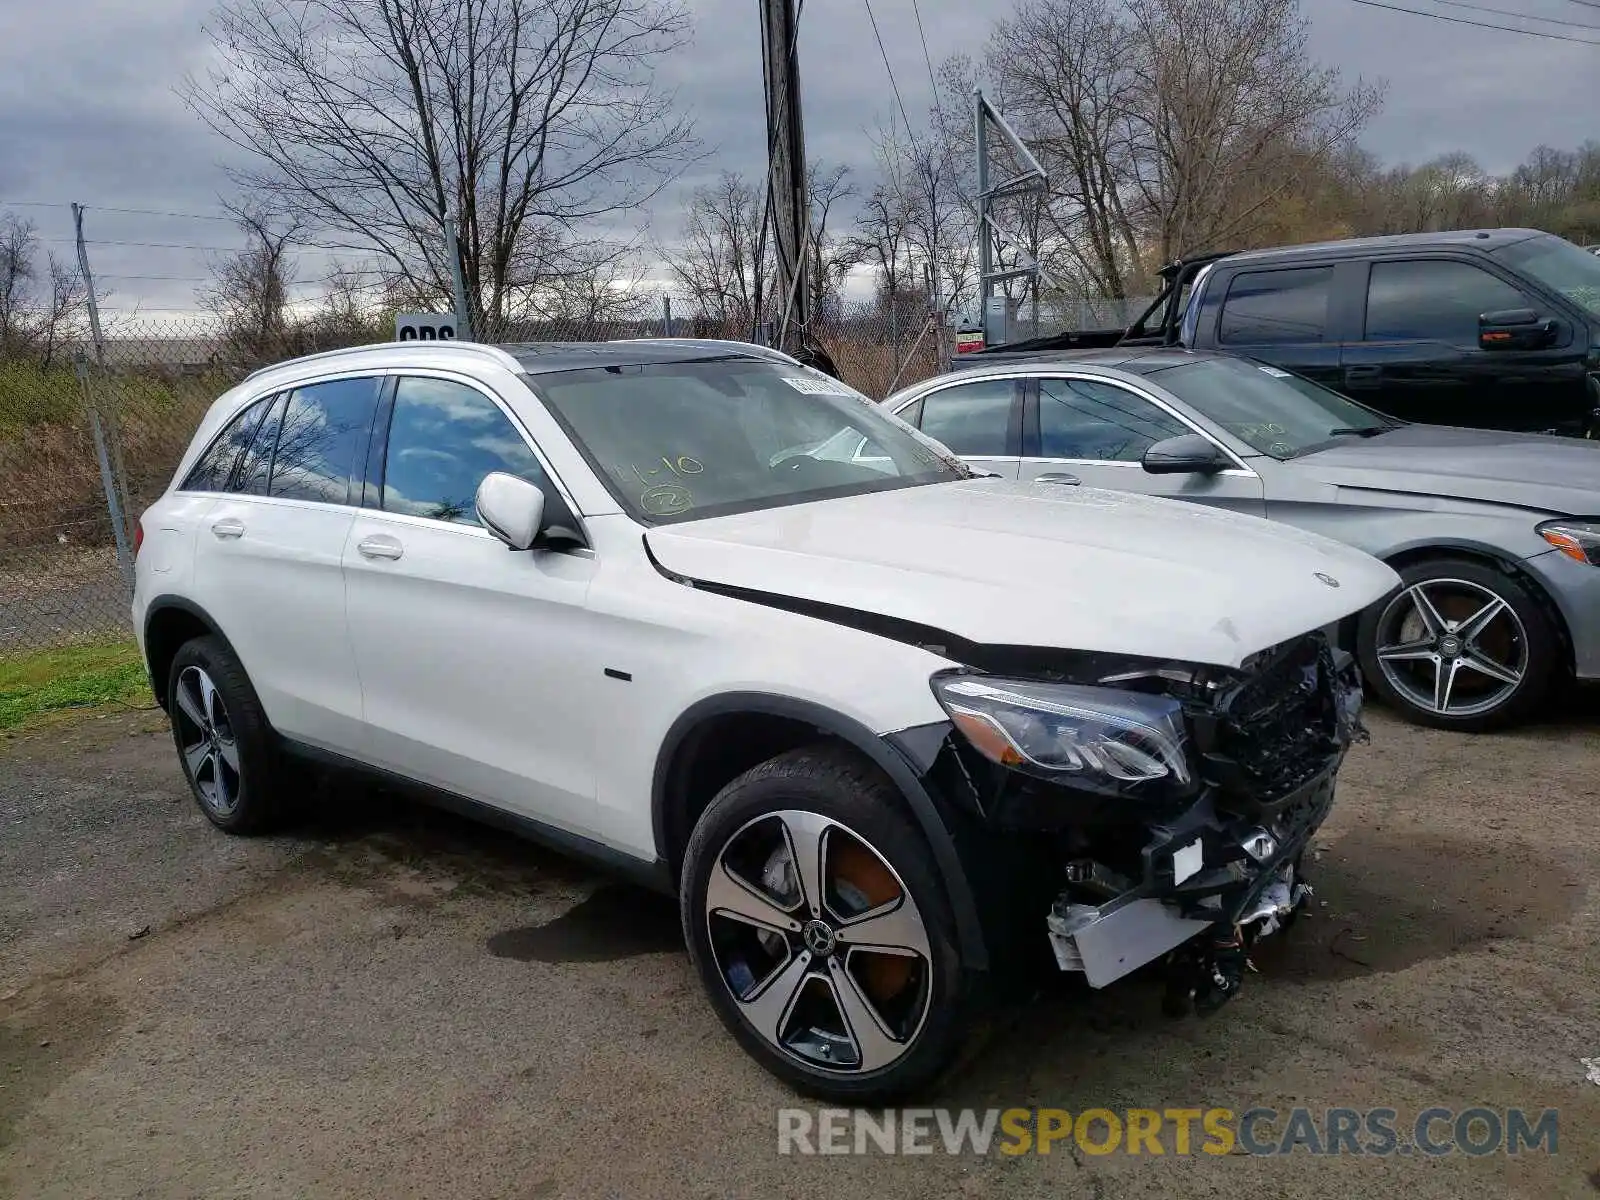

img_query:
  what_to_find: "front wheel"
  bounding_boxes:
[680,745,971,1102]
[1356,558,1561,731]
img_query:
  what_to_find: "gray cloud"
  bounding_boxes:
[1,0,1592,314]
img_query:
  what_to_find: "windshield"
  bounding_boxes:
[529,358,971,523]
[1491,233,1600,321]
[1143,356,1395,458]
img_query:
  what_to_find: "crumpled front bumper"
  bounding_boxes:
[1044,765,1335,988]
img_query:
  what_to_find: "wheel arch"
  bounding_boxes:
[652,693,989,971]
[142,595,234,712]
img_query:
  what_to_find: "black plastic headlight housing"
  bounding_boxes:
[930,672,1195,799]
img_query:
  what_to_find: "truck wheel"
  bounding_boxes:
[1357,558,1560,731]
[167,636,285,834]
[680,744,970,1102]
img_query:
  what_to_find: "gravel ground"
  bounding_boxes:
[1,698,1597,1199]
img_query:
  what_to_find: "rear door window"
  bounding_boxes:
[267,376,380,505]
[1219,267,1334,345]
[1364,259,1529,344]
[916,379,1015,456]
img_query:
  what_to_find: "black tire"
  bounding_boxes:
[166,635,285,834]
[1356,557,1561,732]
[680,744,972,1102]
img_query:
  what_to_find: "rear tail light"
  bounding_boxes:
[133,516,145,556]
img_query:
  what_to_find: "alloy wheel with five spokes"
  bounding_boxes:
[1373,577,1529,719]
[172,664,243,817]
[704,808,934,1075]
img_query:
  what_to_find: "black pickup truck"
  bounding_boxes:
[965,229,1600,437]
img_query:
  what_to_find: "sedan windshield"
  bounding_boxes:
[1491,233,1600,321]
[529,358,971,523]
[1143,356,1395,458]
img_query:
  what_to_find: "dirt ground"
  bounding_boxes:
[1,697,1597,1199]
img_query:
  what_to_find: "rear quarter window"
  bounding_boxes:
[181,396,273,492]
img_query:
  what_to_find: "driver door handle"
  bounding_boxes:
[357,535,404,561]
[1035,472,1082,486]
[211,518,245,539]
[1344,364,1383,387]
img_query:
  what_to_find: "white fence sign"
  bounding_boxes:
[395,313,459,341]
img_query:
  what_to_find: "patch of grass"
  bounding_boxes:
[0,639,154,731]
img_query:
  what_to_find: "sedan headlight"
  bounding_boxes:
[931,673,1192,795]
[1537,518,1600,566]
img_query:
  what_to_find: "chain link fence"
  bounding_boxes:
[0,293,1148,656]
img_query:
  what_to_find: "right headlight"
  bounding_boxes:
[931,673,1193,796]
[1537,518,1600,566]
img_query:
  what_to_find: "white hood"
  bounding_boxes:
[646,478,1398,669]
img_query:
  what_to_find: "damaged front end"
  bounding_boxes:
[898,631,1365,1015]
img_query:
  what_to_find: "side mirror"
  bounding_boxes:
[1479,308,1560,351]
[1142,433,1230,475]
[475,471,546,550]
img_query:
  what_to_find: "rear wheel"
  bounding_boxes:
[1357,558,1560,731]
[680,744,970,1102]
[167,636,285,833]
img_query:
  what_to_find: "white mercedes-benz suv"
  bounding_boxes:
[133,339,1397,1100]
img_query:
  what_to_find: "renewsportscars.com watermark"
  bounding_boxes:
[776,1106,1559,1157]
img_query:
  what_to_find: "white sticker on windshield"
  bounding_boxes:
[781,374,856,396]
[1257,365,1292,378]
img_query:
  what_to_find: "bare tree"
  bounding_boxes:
[201,205,304,365]
[804,162,862,322]
[180,0,698,335]
[1122,0,1383,261]
[526,252,653,325]
[36,258,90,369]
[987,0,1144,296]
[0,216,37,357]
[659,171,771,332]
[0,214,89,366]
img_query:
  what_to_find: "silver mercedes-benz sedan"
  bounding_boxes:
[880,348,1600,731]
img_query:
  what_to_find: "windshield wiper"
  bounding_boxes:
[1327,426,1387,438]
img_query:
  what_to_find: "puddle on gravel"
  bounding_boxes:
[1253,830,1583,983]
[486,886,683,964]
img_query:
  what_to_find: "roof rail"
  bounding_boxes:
[242,341,524,382]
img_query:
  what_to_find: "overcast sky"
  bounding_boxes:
[1,0,1595,314]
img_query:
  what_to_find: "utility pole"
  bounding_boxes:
[444,214,474,341]
[759,0,810,353]
[71,203,134,589]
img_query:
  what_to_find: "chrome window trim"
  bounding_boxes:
[892,366,1259,478]
[175,367,393,500]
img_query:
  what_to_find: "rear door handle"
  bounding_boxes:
[1344,364,1382,387]
[357,535,404,561]
[211,518,245,539]
[1035,472,1082,486]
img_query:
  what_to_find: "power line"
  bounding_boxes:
[96,274,211,282]
[39,236,242,252]
[909,0,942,110]
[861,0,917,138]
[1425,0,1600,27]
[1346,0,1600,40]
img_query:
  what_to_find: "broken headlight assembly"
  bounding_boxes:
[931,673,1194,797]
[1537,518,1600,566]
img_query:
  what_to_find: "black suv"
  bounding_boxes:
[972,229,1600,437]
